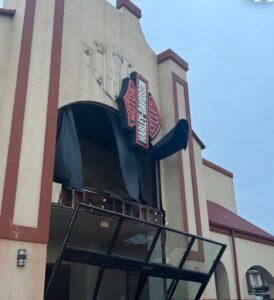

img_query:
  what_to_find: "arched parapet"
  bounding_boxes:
[58,0,161,114]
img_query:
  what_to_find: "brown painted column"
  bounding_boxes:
[38,0,65,244]
[231,230,242,299]
[0,0,37,240]
[0,0,66,244]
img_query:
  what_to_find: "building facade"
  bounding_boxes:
[0,0,273,299]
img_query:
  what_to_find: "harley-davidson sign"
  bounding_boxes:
[117,72,161,150]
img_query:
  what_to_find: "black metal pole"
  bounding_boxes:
[166,236,196,300]
[194,244,227,300]
[45,203,80,299]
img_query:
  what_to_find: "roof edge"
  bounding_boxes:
[0,8,16,17]
[157,49,189,72]
[202,158,233,178]
[192,130,206,150]
[116,0,142,19]
[210,222,274,246]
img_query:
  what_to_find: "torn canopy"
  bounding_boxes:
[53,106,83,190]
[150,119,189,160]
[53,104,189,203]
[107,111,145,203]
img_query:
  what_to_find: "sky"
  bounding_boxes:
[1,0,273,235]
[108,0,274,235]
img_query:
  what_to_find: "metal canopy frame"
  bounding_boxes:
[45,204,226,300]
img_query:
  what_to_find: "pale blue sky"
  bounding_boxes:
[118,0,274,235]
[1,0,273,235]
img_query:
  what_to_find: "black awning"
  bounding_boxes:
[151,119,189,161]
[53,106,83,190]
[53,104,189,204]
[107,111,144,203]
[45,204,226,300]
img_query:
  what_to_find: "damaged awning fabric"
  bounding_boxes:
[53,106,83,190]
[107,111,145,203]
[53,104,188,202]
[108,112,189,201]
[150,119,189,161]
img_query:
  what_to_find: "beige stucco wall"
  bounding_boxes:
[13,0,55,227]
[203,163,237,213]
[236,237,274,299]
[0,0,203,238]
[208,231,274,300]
[2,1,273,300]
[209,232,240,299]
[158,60,187,232]
[0,238,47,300]
[58,0,160,112]
[58,0,196,236]
[0,0,55,228]
[0,0,25,213]
[193,140,211,239]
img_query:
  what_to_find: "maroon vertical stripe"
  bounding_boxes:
[0,0,65,244]
[172,72,203,236]
[1,0,37,224]
[232,230,242,299]
[184,81,203,236]
[38,0,65,242]
[172,76,189,233]
[172,72,205,262]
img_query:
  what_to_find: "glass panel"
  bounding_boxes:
[139,277,173,300]
[46,261,100,300]
[67,207,120,254]
[149,229,191,268]
[182,239,222,274]
[48,206,73,262]
[97,269,141,300]
[111,219,157,261]
[171,280,201,300]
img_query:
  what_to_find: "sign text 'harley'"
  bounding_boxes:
[117,72,161,150]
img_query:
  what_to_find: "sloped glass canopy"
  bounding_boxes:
[45,204,226,300]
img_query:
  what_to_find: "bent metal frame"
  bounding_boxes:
[45,203,226,300]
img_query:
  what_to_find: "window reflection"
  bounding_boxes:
[67,208,120,254]
[111,219,157,261]
[149,230,191,268]
[172,280,201,300]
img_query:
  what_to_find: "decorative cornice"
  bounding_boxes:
[116,0,142,19]
[192,130,206,150]
[202,158,233,178]
[158,49,189,72]
[0,8,16,17]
